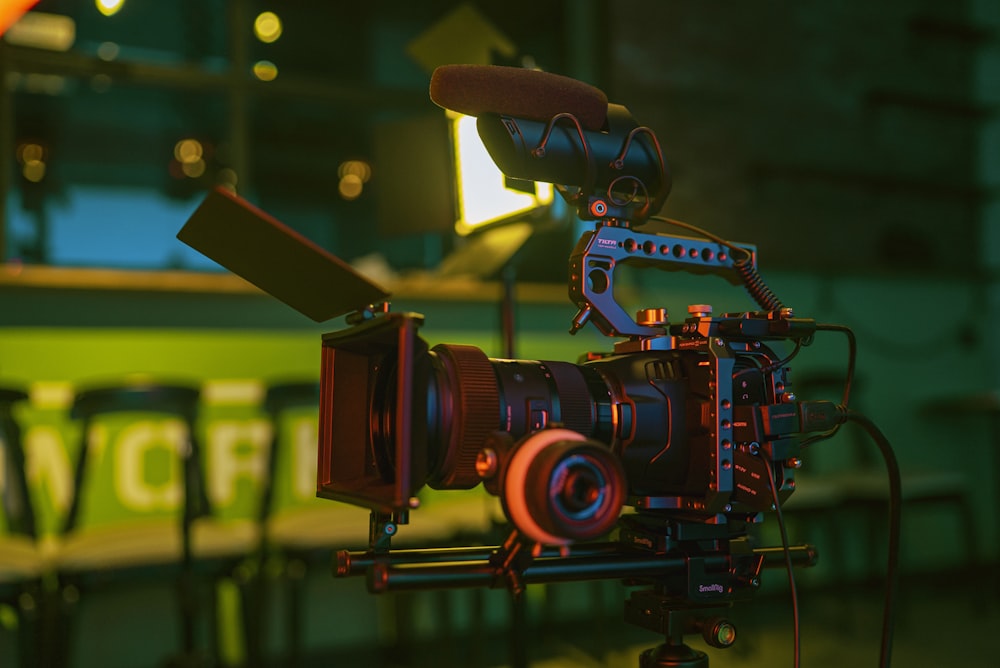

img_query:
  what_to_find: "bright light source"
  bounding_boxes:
[338,159,372,183]
[451,114,552,235]
[0,0,42,38]
[174,138,203,164]
[22,162,45,182]
[17,142,44,164]
[181,159,206,179]
[95,0,125,18]
[17,142,46,183]
[339,174,363,200]
[252,60,278,81]
[254,11,282,43]
[3,11,75,51]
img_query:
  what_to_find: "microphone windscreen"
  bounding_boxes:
[430,64,609,132]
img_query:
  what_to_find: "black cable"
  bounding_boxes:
[800,324,857,448]
[817,324,856,408]
[763,454,800,668]
[732,339,802,380]
[844,409,900,668]
[649,215,751,260]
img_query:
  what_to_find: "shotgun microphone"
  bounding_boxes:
[429,64,670,218]
[430,64,609,131]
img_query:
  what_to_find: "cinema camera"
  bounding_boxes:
[179,66,894,667]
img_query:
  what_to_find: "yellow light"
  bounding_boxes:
[338,159,372,183]
[17,142,49,182]
[252,60,278,81]
[253,12,282,43]
[22,160,45,182]
[3,11,75,51]
[339,174,363,200]
[451,114,552,234]
[181,159,206,179]
[174,138,203,164]
[17,142,44,164]
[24,72,65,95]
[95,0,125,18]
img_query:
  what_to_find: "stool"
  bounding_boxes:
[52,381,213,667]
[796,371,978,584]
[251,381,504,666]
[919,390,999,593]
[0,387,47,668]
[244,381,370,667]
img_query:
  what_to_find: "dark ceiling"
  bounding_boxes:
[1,1,991,278]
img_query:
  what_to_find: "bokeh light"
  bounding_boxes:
[95,0,125,18]
[338,159,372,183]
[338,173,363,200]
[17,142,46,183]
[254,12,283,43]
[252,60,278,81]
[174,138,203,165]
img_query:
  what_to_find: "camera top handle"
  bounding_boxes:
[568,224,759,339]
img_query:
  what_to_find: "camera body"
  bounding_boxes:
[315,285,814,545]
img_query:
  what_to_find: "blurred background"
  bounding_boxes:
[0,0,997,667]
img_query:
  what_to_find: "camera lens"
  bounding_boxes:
[425,344,501,489]
[424,344,612,492]
[503,428,625,544]
[554,457,604,515]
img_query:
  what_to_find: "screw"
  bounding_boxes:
[476,448,498,479]
[636,307,668,327]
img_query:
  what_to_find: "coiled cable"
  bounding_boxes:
[649,215,785,311]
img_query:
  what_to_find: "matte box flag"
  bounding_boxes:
[0,0,40,36]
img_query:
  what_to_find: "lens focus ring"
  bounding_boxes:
[429,344,500,488]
